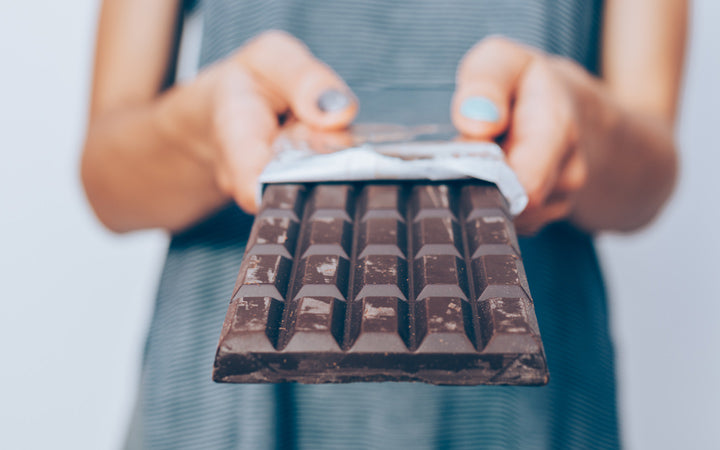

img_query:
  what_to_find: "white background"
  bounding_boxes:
[0,1,718,449]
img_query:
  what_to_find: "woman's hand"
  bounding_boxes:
[160,30,357,214]
[82,24,357,233]
[451,37,589,234]
[451,35,680,234]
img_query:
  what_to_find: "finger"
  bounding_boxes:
[553,150,588,195]
[279,121,355,154]
[514,196,573,236]
[452,37,534,139]
[213,83,278,214]
[505,60,577,209]
[237,30,357,130]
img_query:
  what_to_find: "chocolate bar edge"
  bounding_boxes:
[213,181,548,385]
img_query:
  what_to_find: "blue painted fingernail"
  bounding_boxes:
[317,89,352,113]
[460,96,500,122]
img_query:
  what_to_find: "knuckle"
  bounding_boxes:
[541,96,575,139]
[239,30,311,68]
[526,223,543,236]
[565,107,580,145]
[295,60,331,86]
[479,35,515,52]
[212,98,272,139]
[527,58,557,87]
[530,55,552,72]
[514,216,542,237]
[224,62,254,82]
[252,29,298,47]
[215,168,235,196]
[235,186,259,213]
[524,186,545,211]
[557,106,575,138]
[549,55,580,76]
[218,160,261,212]
[577,161,589,187]
[569,159,589,191]
[211,101,243,137]
[459,36,516,73]
[477,35,539,60]
[211,106,232,137]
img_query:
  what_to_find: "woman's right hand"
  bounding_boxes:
[162,30,358,214]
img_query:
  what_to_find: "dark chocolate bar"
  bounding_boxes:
[213,182,548,385]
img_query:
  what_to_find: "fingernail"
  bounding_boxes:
[460,96,500,122]
[317,89,352,113]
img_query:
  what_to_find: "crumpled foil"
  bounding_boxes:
[259,123,528,215]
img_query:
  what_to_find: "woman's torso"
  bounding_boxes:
[126,1,619,448]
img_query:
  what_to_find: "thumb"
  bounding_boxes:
[452,37,534,139]
[238,30,357,130]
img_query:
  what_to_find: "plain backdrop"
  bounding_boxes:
[1,1,718,449]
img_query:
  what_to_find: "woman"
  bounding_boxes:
[81,0,685,448]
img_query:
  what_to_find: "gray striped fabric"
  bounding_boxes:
[126,1,619,449]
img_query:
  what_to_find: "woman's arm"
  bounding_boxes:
[81,0,226,233]
[571,0,686,231]
[82,1,357,233]
[451,0,687,233]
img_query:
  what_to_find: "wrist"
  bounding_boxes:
[555,60,624,230]
[155,78,216,170]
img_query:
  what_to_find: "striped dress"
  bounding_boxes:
[126,1,620,448]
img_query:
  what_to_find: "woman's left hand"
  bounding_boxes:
[452,37,595,235]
